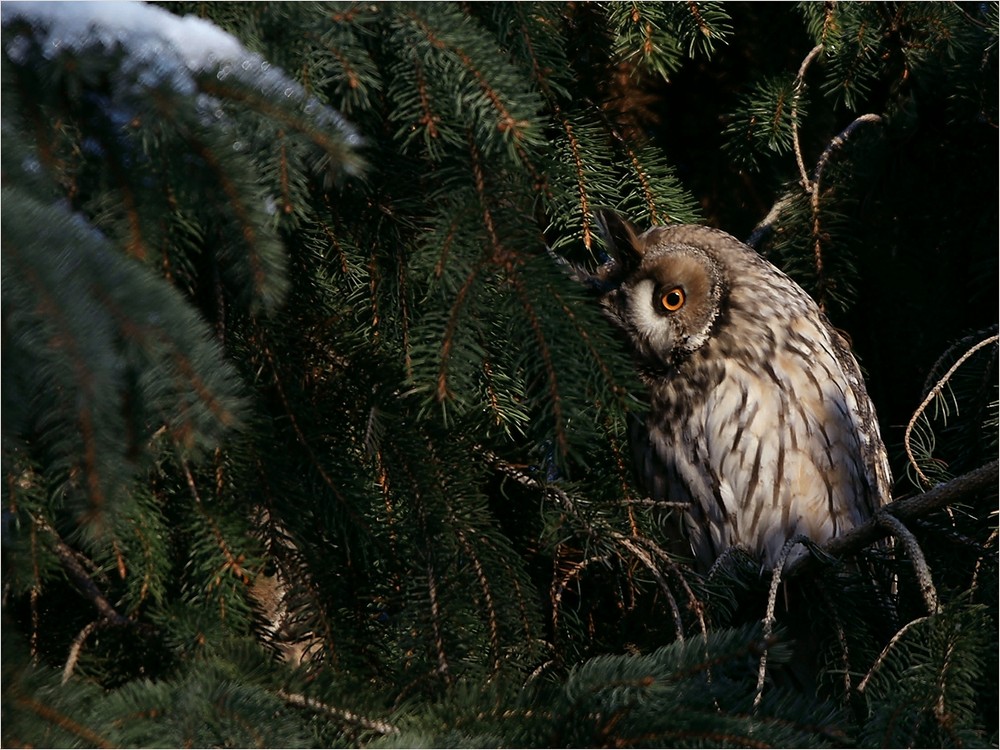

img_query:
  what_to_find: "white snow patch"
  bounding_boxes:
[3,1,246,72]
[3,1,361,147]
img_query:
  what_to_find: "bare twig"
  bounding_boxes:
[809,113,883,310]
[970,527,998,594]
[747,113,882,252]
[904,334,999,486]
[792,44,825,192]
[811,113,883,189]
[613,534,685,641]
[747,193,794,249]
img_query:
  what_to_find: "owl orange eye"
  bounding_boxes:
[661,287,685,312]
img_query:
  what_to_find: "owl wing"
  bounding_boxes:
[826,326,893,514]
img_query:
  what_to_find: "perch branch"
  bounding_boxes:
[787,460,998,576]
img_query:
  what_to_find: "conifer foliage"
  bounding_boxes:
[2,2,997,747]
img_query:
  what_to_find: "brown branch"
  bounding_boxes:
[426,559,451,680]
[559,114,594,250]
[14,696,113,749]
[405,11,528,140]
[62,620,100,685]
[791,44,824,192]
[756,534,811,709]
[456,529,502,675]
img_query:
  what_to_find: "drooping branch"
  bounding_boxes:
[904,333,999,486]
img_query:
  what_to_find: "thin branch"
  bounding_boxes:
[970,528,998,594]
[33,518,130,627]
[614,535,685,642]
[62,620,101,685]
[746,193,795,249]
[811,112,883,189]
[748,109,882,259]
[792,44,825,192]
[277,690,400,736]
[809,113,883,310]
[856,616,930,694]
[904,334,999,486]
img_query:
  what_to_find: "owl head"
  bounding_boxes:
[589,210,730,372]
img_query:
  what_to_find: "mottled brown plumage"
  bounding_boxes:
[593,211,891,570]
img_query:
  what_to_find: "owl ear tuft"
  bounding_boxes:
[595,210,644,273]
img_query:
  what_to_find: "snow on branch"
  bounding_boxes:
[2,1,360,153]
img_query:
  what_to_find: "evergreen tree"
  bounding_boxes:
[2,2,996,747]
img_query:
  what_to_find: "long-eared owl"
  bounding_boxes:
[593,211,891,570]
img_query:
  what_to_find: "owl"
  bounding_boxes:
[591,210,891,571]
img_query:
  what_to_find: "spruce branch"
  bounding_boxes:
[256,332,372,535]
[198,78,362,167]
[180,459,251,586]
[455,528,502,676]
[403,9,531,142]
